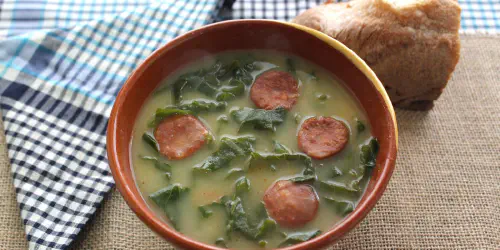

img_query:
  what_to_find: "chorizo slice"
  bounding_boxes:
[250,70,299,110]
[298,117,349,159]
[263,180,319,228]
[154,114,208,160]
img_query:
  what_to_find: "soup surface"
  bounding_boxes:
[131,51,378,249]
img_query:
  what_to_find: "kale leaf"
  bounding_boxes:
[228,60,255,85]
[148,108,192,127]
[360,137,379,169]
[356,118,366,133]
[273,140,291,154]
[316,93,330,101]
[231,107,287,132]
[197,78,219,97]
[332,166,343,177]
[249,152,312,169]
[320,180,359,193]
[149,184,189,230]
[258,240,268,247]
[324,197,355,216]
[255,218,277,239]
[172,72,204,104]
[200,186,276,244]
[220,195,276,241]
[221,196,257,240]
[140,155,172,179]
[235,176,251,195]
[193,136,256,173]
[216,79,246,101]
[142,131,159,152]
[171,59,258,103]
[198,205,213,218]
[279,230,322,247]
[171,100,226,113]
[288,175,316,183]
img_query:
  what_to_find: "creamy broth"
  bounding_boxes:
[131,51,376,249]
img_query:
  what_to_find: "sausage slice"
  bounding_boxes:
[154,114,208,160]
[250,70,299,110]
[263,180,319,228]
[298,117,349,159]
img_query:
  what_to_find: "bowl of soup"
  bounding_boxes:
[107,20,398,250]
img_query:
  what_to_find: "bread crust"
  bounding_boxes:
[293,0,461,110]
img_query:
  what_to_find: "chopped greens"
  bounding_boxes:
[316,93,330,101]
[172,72,204,104]
[198,205,214,218]
[171,59,259,103]
[332,166,343,177]
[148,108,192,127]
[350,175,364,191]
[258,240,267,248]
[288,175,316,183]
[229,60,255,86]
[205,132,215,145]
[360,138,379,169]
[279,230,322,247]
[140,155,172,179]
[149,184,189,230]
[217,114,229,123]
[216,92,236,101]
[235,176,251,194]
[320,180,359,193]
[194,136,256,173]
[231,107,287,132]
[171,100,226,113]
[202,183,277,244]
[216,114,229,133]
[221,196,257,240]
[348,169,359,176]
[272,140,291,154]
[142,132,159,152]
[356,119,366,133]
[250,152,312,168]
[324,197,354,216]
[197,79,219,97]
[216,79,246,101]
[255,218,277,239]
[219,195,276,242]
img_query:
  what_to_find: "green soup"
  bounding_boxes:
[131,50,378,249]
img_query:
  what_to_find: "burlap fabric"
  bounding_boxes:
[0,36,498,249]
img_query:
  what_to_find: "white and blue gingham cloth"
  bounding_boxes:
[0,0,498,249]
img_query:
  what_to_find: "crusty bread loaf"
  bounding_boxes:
[293,0,461,110]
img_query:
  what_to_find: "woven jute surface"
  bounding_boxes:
[0,35,499,249]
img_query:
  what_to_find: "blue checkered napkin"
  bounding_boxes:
[2,0,499,37]
[0,0,159,39]
[460,0,500,34]
[222,0,500,34]
[215,0,327,21]
[0,0,220,249]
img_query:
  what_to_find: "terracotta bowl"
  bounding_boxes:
[107,20,398,250]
